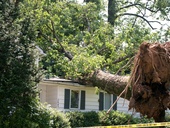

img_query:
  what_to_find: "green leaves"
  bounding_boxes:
[65,53,105,79]
[19,0,170,78]
[0,0,43,127]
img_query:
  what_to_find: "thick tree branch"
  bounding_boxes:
[42,9,73,60]
[50,19,73,60]
[39,30,73,60]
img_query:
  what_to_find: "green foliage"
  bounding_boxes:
[2,0,168,127]
[66,111,99,127]
[155,0,170,17]
[65,110,154,127]
[66,111,85,128]
[65,53,105,79]
[98,110,131,125]
[83,111,99,126]
[18,0,170,78]
[0,0,41,127]
[131,116,154,124]
[19,0,170,78]
[0,2,71,127]
[0,102,71,128]
[165,112,170,121]
[32,103,70,128]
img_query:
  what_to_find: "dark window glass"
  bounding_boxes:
[71,90,79,108]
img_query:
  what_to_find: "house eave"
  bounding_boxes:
[40,78,87,87]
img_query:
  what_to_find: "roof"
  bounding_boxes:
[44,78,73,82]
[41,78,86,87]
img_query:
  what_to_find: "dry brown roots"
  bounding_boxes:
[129,42,170,122]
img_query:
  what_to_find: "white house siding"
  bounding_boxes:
[39,82,58,108]
[83,87,99,111]
[46,85,58,108]
[38,84,46,103]
[117,98,131,113]
[38,80,134,115]
[117,98,140,117]
[57,84,68,109]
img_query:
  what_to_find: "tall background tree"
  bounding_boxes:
[0,0,42,127]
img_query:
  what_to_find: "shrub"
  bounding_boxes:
[98,111,131,125]
[65,110,154,127]
[66,111,85,128]
[52,110,71,128]
[0,102,71,128]
[165,112,170,121]
[83,111,99,126]
[0,107,39,128]
[131,115,154,124]
[66,111,99,127]
[32,103,70,128]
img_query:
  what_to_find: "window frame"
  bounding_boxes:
[70,89,80,109]
[99,92,117,111]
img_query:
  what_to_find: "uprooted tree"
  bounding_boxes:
[87,42,170,122]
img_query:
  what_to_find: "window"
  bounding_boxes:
[64,89,85,110]
[71,90,79,108]
[99,92,117,111]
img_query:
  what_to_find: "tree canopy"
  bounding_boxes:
[21,0,170,79]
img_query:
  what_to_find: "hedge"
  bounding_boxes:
[66,110,154,128]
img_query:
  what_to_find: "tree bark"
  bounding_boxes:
[108,0,117,26]
[88,70,131,100]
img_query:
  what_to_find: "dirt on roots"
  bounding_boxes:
[129,42,170,122]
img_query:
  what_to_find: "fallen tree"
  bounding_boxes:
[86,42,170,122]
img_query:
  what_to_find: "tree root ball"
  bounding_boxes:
[129,42,170,122]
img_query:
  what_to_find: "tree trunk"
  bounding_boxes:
[87,70,131,100]
[108,0,116,26]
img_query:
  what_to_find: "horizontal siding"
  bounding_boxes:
[85,89,99,111]
[46,85,58,108]
[117,98,129,112]
[117,98,140,117]
[57,85,67,110]
[38,84,46,103]
[39,81,140,116]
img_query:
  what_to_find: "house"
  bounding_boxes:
[38,78,135,114]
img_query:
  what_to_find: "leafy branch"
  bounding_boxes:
[40,8,73,60]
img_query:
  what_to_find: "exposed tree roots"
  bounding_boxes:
[129,42,170,122]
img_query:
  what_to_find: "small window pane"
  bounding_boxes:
[105,93,111,110]
[71,90,79,108]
